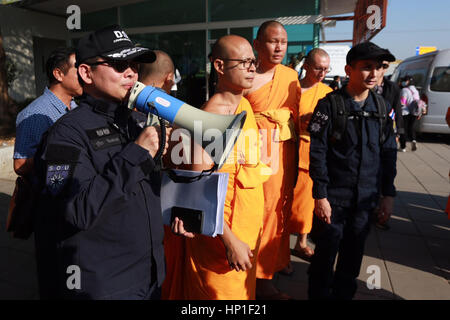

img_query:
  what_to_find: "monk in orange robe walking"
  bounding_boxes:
[245,20,300,299]
[289,48,332,261]
[164,34,270,299]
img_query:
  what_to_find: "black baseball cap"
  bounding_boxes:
[75,25,156,67]
[346,42,395,65]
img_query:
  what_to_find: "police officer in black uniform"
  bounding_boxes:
[307,42,397,300]
[33,25,171,299]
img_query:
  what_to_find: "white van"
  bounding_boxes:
[391,49,450,134]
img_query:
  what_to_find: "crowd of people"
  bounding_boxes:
[9,21,411,300]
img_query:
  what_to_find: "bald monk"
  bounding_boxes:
[166,35,270,300]
[244,20,300,299]
[139,49,190,164]
[139,50,174,94]
[289,48,332,260]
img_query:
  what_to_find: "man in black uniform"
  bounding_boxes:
[33,25,171,299]
[374,56,402,230]
[375,57,404,144]
[307,42,397,300]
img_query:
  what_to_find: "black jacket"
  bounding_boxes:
[381,77,404,134]
[308,88,397,208]
[33,94,165,299]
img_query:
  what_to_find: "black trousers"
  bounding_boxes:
[308,204,373,300]
[399,114,418,148]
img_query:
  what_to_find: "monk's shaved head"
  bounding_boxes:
[253,20,288,66]
[256,20,285,40]
[211,35,250,60]
[210,34,255,91]
[305,48,330,65]
[139,50,174,84]
[303,48,330,85]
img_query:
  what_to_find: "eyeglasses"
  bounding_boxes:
[312,66,332,74]
[382,63,390,69]
[87,60,140,73]
[220,58,259,70]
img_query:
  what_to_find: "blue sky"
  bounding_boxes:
[323,0,450,60]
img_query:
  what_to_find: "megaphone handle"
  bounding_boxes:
[146,112,155,127]
[152,117,166,164]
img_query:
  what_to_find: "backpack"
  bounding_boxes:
[327,91,388,144]
[406,88,427,116]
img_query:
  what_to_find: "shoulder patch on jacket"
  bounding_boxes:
[46,164,73,196]
[308,110,329,135]
[43,145,80,196]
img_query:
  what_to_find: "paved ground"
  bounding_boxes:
[0,137,449,300]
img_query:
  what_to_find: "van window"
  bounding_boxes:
[430,67,450,92]
[391,68,400,82]
[393,58,433,90]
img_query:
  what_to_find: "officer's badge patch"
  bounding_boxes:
[308,110,329,134]
[310,122,322,133]
[46,164,71,195]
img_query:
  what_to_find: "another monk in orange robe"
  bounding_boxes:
[245,21,300,299]
[164,35,269,299]
[289,48,332,260]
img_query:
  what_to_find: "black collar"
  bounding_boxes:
[80,94,132,131]
[79,94,123,119]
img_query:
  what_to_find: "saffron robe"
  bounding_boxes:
[162,98,269,299]
[290,82,332,234]
[245,64,300,279]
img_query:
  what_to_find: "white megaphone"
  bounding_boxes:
[127,81,247,170]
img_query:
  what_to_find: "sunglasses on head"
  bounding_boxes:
[87,60,140,73]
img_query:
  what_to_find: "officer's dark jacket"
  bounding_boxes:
[308,87,397,208]
[33,94,165,299]
[380,77,404,134]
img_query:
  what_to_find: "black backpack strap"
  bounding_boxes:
[372,92,388,144]
[328,93,347,143]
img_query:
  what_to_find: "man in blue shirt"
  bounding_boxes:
[13,47,82,177]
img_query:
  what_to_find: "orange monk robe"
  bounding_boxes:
[166,98,270,300]
[290,82,332,234]
[162,124,195,300]
[245,64,300,279]
[161,225,186,299]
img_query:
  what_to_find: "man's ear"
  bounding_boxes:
[161,72,174,93]
[165,71,174,85]
[344,64,352,77]
[78,64,93,85]
[214,59,224,75]
[303,62,310,73]
[52,68,64,83]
